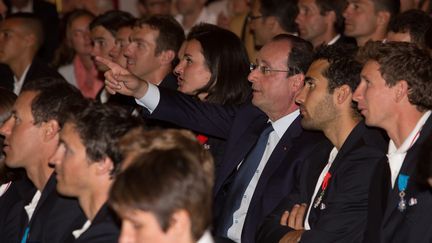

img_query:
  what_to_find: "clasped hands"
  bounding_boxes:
[279,203,308,243]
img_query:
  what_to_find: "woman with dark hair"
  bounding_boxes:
[0,87,18,196]
[173,23,251,166]
[175,23,251,105]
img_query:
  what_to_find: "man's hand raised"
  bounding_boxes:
[96,56,149,99]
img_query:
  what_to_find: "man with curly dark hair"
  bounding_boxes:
[353,41,432,243]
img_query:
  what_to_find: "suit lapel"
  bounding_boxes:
[308,122,365,226]
[382,115,432,225]
[214,115,268,194]
[29,173,56,225]
[250,116,303,202]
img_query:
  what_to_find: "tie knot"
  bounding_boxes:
[262,122,274,136]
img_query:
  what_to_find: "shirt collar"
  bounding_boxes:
[327,34,341,45]
[13,64,31,95]
[269,109,300,139]
[388,110,432,154]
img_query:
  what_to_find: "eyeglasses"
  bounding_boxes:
[248,15,263,21]
[250,62,292,75]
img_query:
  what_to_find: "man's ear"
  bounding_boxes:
[167,209,192,238]
[394,80,409,103]
[43,119,60,142]
[291,73,305,91]
[24,33,37,48]
[377,11,391,27]
[334,84,352,105]
[95,157,115,176]
[265,16,279,31]
[324,10,337,28]
[159,50,176,66]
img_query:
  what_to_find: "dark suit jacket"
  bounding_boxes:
[158,72,178,90]
[257,122,387,243]
[1,58,64,93]
[0,177,36,241]
[0,173,86,243]
[0,64,14,91]
[364,115,432,243]
[63,204,120,243]
[332,35,357,46]
[147,88,327,243]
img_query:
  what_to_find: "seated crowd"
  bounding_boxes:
[1,0,432,243]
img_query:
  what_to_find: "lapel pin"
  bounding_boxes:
[320,203,326,210]
[408,197,418,206]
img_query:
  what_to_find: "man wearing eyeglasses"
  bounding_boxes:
[249,0,298,48]
[257,44,386,243]
[98,33,328,243]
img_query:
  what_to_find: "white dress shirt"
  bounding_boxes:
[387,111,431,188]
[304,147,338,230]
[197,230,215,243]
[13,64,31,95]
[327,34,341,45]
[25,190,41,221]
[0,181,11,197]
[72,220,91,239]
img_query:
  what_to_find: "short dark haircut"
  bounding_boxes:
[315,44,361,93]
[357,41,432,111]
[314,44,362,115]
[118,128,214,185]
[63,102,143,175]
[89,10,134,36]
[5,13,44,50]
[388,9,432,49]
[185,24,251,105]
[135,15,185,58]
[21,77,84,127]
[110,140,214,241]
[272,34,314,76]
[315,0,346,34]
[373,0,400,18]
[260,0,298,33]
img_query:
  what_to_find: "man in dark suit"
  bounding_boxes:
[0,78,86,242]
[49,102,143,243]
[257,44,387,243]
[0,13,63,95]
[99,33,328,243]
[295,0,356,48]
[353,41,432,243]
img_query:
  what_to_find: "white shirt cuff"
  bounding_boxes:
[135,82,160,113]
